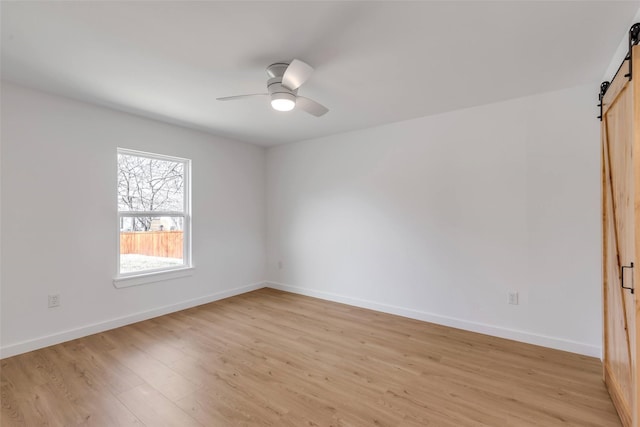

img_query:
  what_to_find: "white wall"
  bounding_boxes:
[0,82,267,357]
[266,83,602,357]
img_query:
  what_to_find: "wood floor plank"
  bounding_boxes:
[117,383,200,427]
[1,288,622,426]
[108,341,201,402]
[62,339,145,396]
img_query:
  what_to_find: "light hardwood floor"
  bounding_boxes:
[1,288,621,426]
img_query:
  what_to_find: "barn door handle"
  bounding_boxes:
[621,262,634,294]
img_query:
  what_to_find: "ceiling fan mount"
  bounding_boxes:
[266,62,290,78]
[217,59,329,117]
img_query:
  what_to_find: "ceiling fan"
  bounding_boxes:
[216,59,329,117]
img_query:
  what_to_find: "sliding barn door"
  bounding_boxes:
[602,44,639,427]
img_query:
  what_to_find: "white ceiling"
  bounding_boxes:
[1,1,638,146]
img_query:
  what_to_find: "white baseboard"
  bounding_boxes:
[2,281,602,360]
[266,282,601,358]
[0,282,265,359]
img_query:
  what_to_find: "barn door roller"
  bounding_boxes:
[624,23,640,80]
[597,81,610,120]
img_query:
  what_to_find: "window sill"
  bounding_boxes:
[113,267,194,288]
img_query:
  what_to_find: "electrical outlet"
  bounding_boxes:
[278,261,283,270]
[48,294,60,308]
[508,291,519,305]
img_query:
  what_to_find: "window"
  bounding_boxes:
[116,149,191,282]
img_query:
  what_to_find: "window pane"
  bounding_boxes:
[119,216,184,274]
[117,154,184,212]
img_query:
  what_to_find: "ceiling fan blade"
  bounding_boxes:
[282,59,314,90]
[216,93,268,101]
[296,96,329,117]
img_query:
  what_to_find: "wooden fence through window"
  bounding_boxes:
[120,231,183,259]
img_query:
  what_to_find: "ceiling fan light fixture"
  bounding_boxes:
[271,92,296,112]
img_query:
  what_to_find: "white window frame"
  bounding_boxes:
[113,148,192,288]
